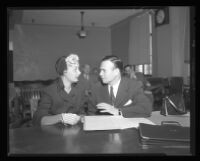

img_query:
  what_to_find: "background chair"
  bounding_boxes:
[19,85,41,127]
[10,79,54,128]
[160,76,187,115]
[168,77,184,95]
[9,83,24,129]
[147,77,167,111]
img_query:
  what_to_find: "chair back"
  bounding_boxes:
[20,86,41,119]
[168,77,184,95]
[9,83,16,99]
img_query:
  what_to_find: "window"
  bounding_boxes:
[134,13,153,76]
[135,65,143,73]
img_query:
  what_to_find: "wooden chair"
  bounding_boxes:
[19,87,41,127]
[29,91,40,118]
[9,84,24,128]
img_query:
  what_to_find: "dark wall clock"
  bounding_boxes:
[155,7,169,27]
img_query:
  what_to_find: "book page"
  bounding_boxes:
[119,118,155,129]
[83,116,155,131]
[83,116,122,131]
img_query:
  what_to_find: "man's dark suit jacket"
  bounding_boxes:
[32,78,87,126]
[88,77,153,118]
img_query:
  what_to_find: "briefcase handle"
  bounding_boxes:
[161,121,181,126]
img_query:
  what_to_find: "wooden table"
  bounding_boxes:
[9,113,191,156]
[148,111,190,127]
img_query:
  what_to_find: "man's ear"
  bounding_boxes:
[114,68,120,75]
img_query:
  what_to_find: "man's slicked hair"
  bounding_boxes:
[101,55,123,73]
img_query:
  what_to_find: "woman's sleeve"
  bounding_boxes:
[32,91,52,126]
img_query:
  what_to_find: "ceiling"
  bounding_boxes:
[18,9,145,27]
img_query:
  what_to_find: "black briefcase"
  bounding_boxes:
[138,122,190,147]
[160,94,187,116]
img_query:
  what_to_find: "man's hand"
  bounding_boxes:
[96,103,119,115]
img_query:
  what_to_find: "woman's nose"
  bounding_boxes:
[78,70,81,76]
[99,71,102,76]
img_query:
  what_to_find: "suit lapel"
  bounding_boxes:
[100,84,111,104]
[57,78,76,103]
[115,78,129,107]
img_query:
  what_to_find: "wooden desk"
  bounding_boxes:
[148,111,190,127]
[9,119,191,155]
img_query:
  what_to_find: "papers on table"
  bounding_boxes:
[83,115,155,131]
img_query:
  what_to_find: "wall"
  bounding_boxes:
[171,7,190,77]
[110,19,130,65]
[154,7,190,78]
[12,24,111,81]
[155,23,172,77]
[11,7,190,81]
[111,7,190,79]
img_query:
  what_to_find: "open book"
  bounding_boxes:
[83,115,155,131]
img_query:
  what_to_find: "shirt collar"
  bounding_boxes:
[108,78,121,95]
[112,78,121,89]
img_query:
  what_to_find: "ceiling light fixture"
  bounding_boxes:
[77,11,87,39]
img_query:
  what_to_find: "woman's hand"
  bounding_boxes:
[61,113,80,125]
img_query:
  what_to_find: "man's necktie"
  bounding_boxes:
[110,86,115,106]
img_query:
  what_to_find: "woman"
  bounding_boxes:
[32,54,86,126]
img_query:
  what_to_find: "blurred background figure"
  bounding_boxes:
[79,65,101,113]
[134,72,154,103]
[79,64,93,96]
[90,67,101,84]
[9,83,23,128]
[82,64,91,81]
[123,65,152,92]
[135,72,151,91]
[123,65,137,79]
[79,64,101,95]
[123,65,154,106]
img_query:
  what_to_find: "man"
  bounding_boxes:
[82,64,91,81]
[87,55,152,117]
[123,64,136,79]
[79,64,93,96]
[90,67,101,84]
